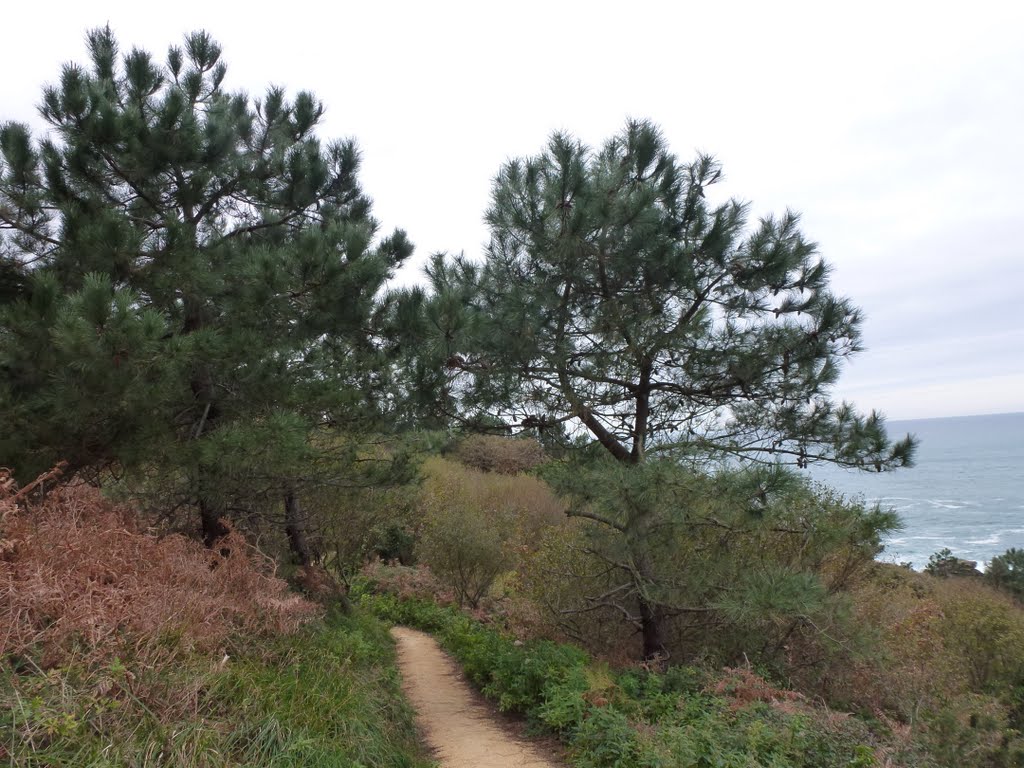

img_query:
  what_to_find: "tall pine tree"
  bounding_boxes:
[422,120,915,658]
[0,27,412,548]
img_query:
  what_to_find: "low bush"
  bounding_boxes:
[454,434,546,475]
[416,457,563,607]
[795,563,1024,767]
[359,590,884,768]
[1,471,319,670]
[937,578,1024,693]
[361,559,456,604]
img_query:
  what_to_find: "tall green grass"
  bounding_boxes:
[1,611,433,767]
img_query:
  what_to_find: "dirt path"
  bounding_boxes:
[391,627,561,768]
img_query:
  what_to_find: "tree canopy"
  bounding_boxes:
[425,120,913,472]
[0,27,412,546]
[417,120,915,658]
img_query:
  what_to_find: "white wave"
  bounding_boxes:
[965,535,1001,545]
[927,500,968,509]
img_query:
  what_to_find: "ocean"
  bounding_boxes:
[806,411,1024,570]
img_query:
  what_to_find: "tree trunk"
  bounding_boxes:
[581,387,667,661]
[632,522,667,663]
[190,367,227,548]
[631,365,652,463]
[284,489,313,567]
[199,495,230,548]
[185,293,228,550]
[639,598,666,662]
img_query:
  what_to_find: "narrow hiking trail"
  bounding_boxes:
[390,627,561,768]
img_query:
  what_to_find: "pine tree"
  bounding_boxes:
[0,27,412,548]
[423,120,915,658]
[985,548,1024,598]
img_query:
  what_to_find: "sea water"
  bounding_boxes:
[806,411,1024,570]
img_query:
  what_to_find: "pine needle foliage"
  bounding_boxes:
[425,119,914,472]
[414,120,916,658]
[0,27,413,539]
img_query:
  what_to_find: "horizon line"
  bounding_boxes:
[886,410,1024,423]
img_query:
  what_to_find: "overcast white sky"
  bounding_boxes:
[4,1,1022,420]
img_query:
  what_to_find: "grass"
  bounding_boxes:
[1,610,434,767]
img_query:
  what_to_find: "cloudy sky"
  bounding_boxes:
[4,1,1022,420]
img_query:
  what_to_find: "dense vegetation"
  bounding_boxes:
[356,450,1024,767]
[363,591,882,768]
[0,469,430,766]
[0,26,413,557]
[3,28,1023,767]
[359,564,1024,767]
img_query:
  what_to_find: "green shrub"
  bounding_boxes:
[360,591,882,768]
[920,693,1024,768]
[537,666,591,732]
[571,707,639,767]
[935,579,1024,693]
[925,547,981,578]
[986,548,1024,600]
[483,639,590,713]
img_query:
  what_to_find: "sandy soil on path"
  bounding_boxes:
[391,626,562,768]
